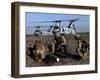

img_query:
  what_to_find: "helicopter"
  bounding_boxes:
[34,26,42,36]
[30,18,80,36]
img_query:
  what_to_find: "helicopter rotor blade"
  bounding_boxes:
[30,20,61,23]
[30,18,89,24]
[68,18,80,22]
[26,25,52,28]
[30,19,70,23]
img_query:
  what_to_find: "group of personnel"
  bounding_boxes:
[51,30,88,60]
[29,27,89,64]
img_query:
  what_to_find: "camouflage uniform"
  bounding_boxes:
[74,34,89,59]
[51,32,67,53]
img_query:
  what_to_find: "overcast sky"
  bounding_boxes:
[25,12,90,34]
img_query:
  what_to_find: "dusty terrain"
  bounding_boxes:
[26,32,89,67]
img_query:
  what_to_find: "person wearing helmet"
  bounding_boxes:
[51,26,67,54]
[75,34,89,60]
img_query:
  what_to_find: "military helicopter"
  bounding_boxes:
[30,18,80,36]
[34,26,42,36]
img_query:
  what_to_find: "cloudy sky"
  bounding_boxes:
[25,12,90,34]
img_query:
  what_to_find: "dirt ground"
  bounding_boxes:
[26,32,89,67]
